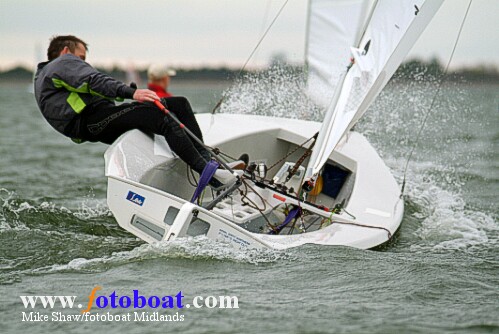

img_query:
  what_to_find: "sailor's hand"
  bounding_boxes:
[133,89,159,102]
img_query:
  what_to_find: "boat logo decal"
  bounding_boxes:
[126,191,145,206]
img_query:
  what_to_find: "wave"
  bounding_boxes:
[0,188,140,284]
[1,188,291,284]
[0,237,291,285]
[43,236,291,273]
[0,188,125,236]
[382,158,498,252]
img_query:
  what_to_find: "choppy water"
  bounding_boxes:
[0,72,497,333]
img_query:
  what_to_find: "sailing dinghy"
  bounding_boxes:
[105,0,444,250]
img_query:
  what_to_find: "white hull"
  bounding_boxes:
[105,114,403,250]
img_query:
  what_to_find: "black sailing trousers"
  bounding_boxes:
[78,97,210,173]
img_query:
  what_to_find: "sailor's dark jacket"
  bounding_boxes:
[34,54,135,139]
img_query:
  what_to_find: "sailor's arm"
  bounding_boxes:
[53,54,136,100]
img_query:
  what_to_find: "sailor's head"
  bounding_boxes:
[147,64,176,87]
[47,35,88,61]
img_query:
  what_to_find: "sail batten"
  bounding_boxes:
[304,0,444,182]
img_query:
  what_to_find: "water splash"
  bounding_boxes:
[388,159,498,252]
[38,236,292,275]
[0,188,139,284]
[1,188,291,284]
[354,75,497,251]
[1,187,292,285]
[74,188,113,220]
[219,64,324,121]
[0,188,113,232]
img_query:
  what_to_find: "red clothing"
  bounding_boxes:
[147,83,173,98]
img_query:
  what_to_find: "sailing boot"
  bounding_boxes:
[219,153,250,170]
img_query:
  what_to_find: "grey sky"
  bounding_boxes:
[0,0,497,70]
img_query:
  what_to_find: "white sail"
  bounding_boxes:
[304,0,444,182]
[306,0,374,109]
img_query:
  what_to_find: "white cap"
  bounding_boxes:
[147,64,177,80]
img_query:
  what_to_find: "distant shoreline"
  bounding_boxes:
[2,59,498,84]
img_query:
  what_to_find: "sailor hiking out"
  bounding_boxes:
[34,35,245,188]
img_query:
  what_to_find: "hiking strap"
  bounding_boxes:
[190,160,219,203]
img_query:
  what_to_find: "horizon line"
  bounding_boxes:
[1,58,498,73]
